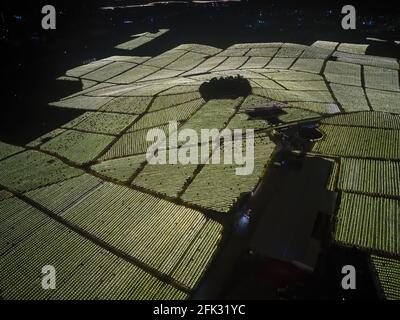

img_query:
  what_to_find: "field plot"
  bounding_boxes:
[41,130,115,165]
[290,58,324,74]
[266,70,322,81]
[26,129,67,148]
[324,61,362,86]
[150,92,202,112]
[0,150,82,193]
[100,124,170,161]
[321,111,400,129]
[107,65,159,84]
[166,52,207,71]
[82,62,137,82]
[334,193,400,256]
[25,174,104,215]
[266,57,296,69]
[144,49,187,69]
[100,96,152,114]
[371,255,400,300]
[63,112,137,135]
[181,135,275,212]
[0,197,50,255]
[0,190,13,201]
[240,57,271,69]
[65,60,112,78]
[333,51,399,70]
[0,216,187,300]
[49,95,114,111]
[182,57,226,75]
[91,154,146,183]
[129,99,203,131]
[313,125,400,160]
[254,87,334,104]
[337,158,400,197]
[329,83,370,112]
[213,57,249,71]
[60,183,223,289]
[245,47,279,57]
[337,43,368,55]
[276,80,328,91]
[364,66,399,91]
[366,89,400,114]
[133,163,198,198]
[0,141,24,161]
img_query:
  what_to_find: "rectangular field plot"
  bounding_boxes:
[41,130,115,165]
[334,193,400,256]
[321,112,400,129]
[277,80,329,91]
[129,99,204,131]
[144,49,187,68]
[240,57,271,69]
[313,125,400,160]
[254,88,334,103]
[266,70,323,81]
[100,96,152,114]
[182,57,226,75]
[181,135,275,213]
[61,183,223,289]
[329,83,370,112]
[366,89,400,114]
[91,154,146,183]
[0,141,23,161]
[212,57,249,71]
[266,57,296,69]
[291,58,324,74]
[245,47,279,57]
[149,92,203,112]
[107,65,159,84]
[100,124,170,160]
[324,61,362,86]
[337,158,400,197]
[63,112,137,135]
[0,197,50,255]
[166,52,207,71]
[24,174,104,215]
[0,218,187,300]
[364,66,399,91]
[65,60,112,78]
[82,62,137,82]
[0,150,82,193]
[49,95,114,111]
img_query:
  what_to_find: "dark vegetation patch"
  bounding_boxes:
[199,75,252,101]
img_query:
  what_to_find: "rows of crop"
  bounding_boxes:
[100,124,169,161]
[266,57,296,69]
[291,58,324,74]
[275,46,304,58]
[133,163,198,198]
[0,190,12,202]
[150,92,202,112]
[327,160,339,191]
[26,128,67,148]
[100,96,152,114]
[313,125,400,159]
[25,174,103,215]
[0,216,186,300]
[216,48,248,57]
[144,49,187,68]
[41,130,114,165]
[175,43,221,56]
[337,43,368,55]
[370,255,400,300]
[115,35,154,50]
[267,70,323,81]
[213,57,249,71]
[240,57,271,69]
[107,64,159,84]
[277,80,329,91]
[60,183,222,289]
[65,59,112,78]
[251,78,285,90]
[364,66,399,92]
[82,62,137,82]
[329,83,370,112]
[324,61,362,86]
[63,111,137,135]
[226,112,270,131]
[139,69,185,82]
[182,56,227,76]
[333,192,399,256]
[165,52,208,72]
[288,101,335,114]
[245,47,279,57]
[322,112,400,129]
[0,197,50,255]
[366,89,400,114]
[50,95,114,111]
[179,99,240,134]
[254,87,334,103]
[103,55,151,64]
[337,158,400,197]
[333,51,399,70]
[132,99,204,131]
[171,220,223,289]
[181,135,275,212]
[0,141,24,161]
[0,150,82,193]
[91,154,146,183]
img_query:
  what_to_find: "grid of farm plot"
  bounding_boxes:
[2,40,400,299]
